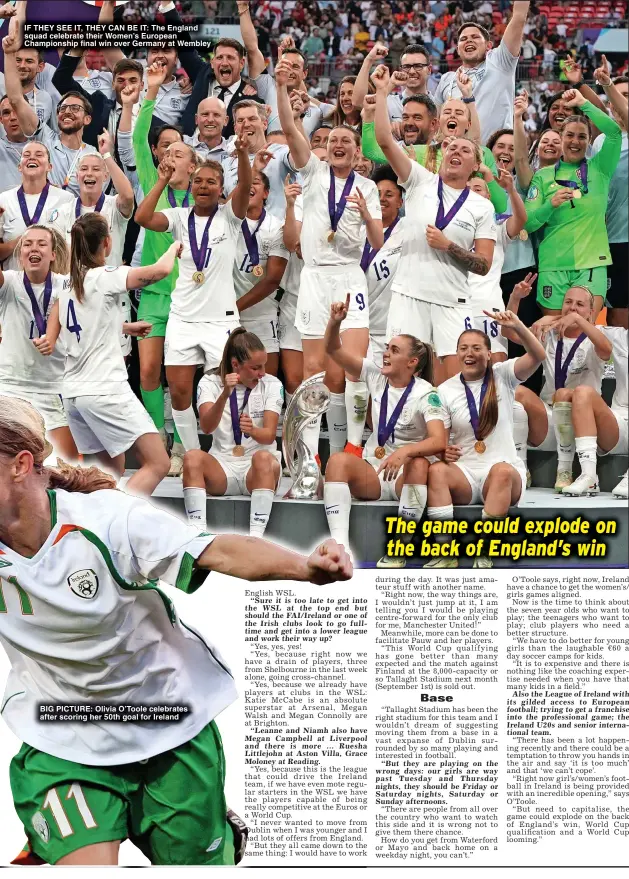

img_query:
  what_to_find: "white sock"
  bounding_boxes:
[249,488,275,537]
[398,484,427,523]
[553,402,574,470]
[172,406,200,451]
[327,391,347,455]
[302,415,321,460]
[576,436,598,480]
[324,481,351,548]
[427,504,453,544]
[512,401,529,468]
[345,380,368,446]
[183,487,207,528]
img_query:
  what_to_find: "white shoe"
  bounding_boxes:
[562,473,599,497]
[423,557,459,568]
[612,471,628,499]
[554,469,573,492]
[376,556,407,568]
[473,555,493,569]
[168,453,184,477]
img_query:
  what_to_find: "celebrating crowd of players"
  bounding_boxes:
[0,0,627,567]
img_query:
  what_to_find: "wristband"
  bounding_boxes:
[462,95,476,104]
[575,80,585,88]
[102,152,112,160]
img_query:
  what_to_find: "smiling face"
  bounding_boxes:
[310,127,330,150]
[147,47,179,81]
[548,97,571,131]
[457,26,489,66]
[18,143,51,183]
[195,97,228,144]
[57,97,90,135]
[537,129,562,165]
[77,155,107,197]
[439,99,469,139]
[353,150,373,177]
[0,97,23,140]
[234,349,267,386]
[190,165,223,208]
[14,49,44,88]
[20,227,55,275]
[457,330,491,379]
[338,80,355,117]
[377,180,403,226]
[399,49,431,90]
[113,68,143,105]
[402,100,435,145]
[249,173,269,211]
[326,126,359,171]
[442,137,479,180]
[152,126,183,164]
[281,50,306,90]
[234,105,266,152]
[562,119,589,163]
[562,286,593,322]
[211,45,245,87]
[491,132,515,172]
[382,336,419,379]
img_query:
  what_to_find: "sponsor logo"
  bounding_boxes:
[206,837,223,853]
[32,812,50,845]
[68,569,99,600]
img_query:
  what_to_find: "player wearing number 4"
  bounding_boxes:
[42,214,180,498]
[136,140,252,456]
[233,171,289,377]
[183,329,284,537]
[0,226,77,463]
[372,64,496,382]
[276,55,383,463]
[425,315,545,569]
[0,397,351,866]
[323,297,447,567]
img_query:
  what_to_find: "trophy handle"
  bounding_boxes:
[282,372,330,500]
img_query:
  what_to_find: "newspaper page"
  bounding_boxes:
[0,0,627,871]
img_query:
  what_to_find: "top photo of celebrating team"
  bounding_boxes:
[0,0,627,567]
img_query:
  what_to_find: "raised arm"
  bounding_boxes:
[324,296,367,376]
[501,272,537,341]
[237,1,266,80]
[487,310,545,381]
[134,155,173,232]
[275,58,311,169]
[502,1,530,58]
[98,129,134,217]
[126,241,182,290]
[2,18,38,137]
[595,56,628,130]
[352,43,388,110]
[564,89,622,174]
[283,177,302,251]
[372,65,413,182]
[230,135,252,220]
[501,169,527,237]
[555,312,612,362]
[513,89,534,190]
[456,69,480,143]
[97,0,125,69]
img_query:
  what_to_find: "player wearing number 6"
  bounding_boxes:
[0,397,352,865]
[44,214,179,498]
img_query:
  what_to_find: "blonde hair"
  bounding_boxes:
[0,397,116,493]
[16,224,70,275]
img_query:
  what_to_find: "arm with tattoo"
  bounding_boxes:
[425,225,494,276]
[446,241,491,275]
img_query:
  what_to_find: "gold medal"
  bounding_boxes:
[474,440,486,454]
[375,446,386,459]
[192,271,205,285]
[327,230,335,243]
[519,229,528,241]
[233,445,245,457]
[252,264,264,277]
[572,190,582,199]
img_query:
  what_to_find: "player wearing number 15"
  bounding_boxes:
[523,89,622,315]
[0,398,352,865]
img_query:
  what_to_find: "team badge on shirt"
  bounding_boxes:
[31,812,50,845]
[68,569,99,600]
[526,185,539,200]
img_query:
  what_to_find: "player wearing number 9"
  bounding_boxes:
[0,226,78,465]
[0,396,352,866]
[44,214,181,498]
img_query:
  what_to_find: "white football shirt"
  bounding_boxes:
[0,488,236,766]
[0,270,67,394]
[392,162,497,306]
[222,142,297,219]
[541,329,606,405]
[0,185,74,270]
[162,202,241,323]
[468,218,512,312]
[439,360,522,469]
[298,153,381,268]
[59,265,131,398]
[234,212,289,323]
[365,216,405,337]
[359,359,446,459]
[197,373,284,457]
[47,193,129,268]
[602,326,628,413]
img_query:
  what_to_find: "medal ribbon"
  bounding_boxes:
[168,184,191,208]
[241,209,267,267]
[435,177,470,231]
[17,184,50,227]
[22,271,52,338]
[360,215,400,272]
[230,387,252,444]
[495,212,511,224]
[62,143,87,190]
[460,370,489,441]
[75,192,105,219]
[377,379,415,448]
[188,207,218,271]
[554,333,587,390]
[328,167,355,235]
[554,159,588,194]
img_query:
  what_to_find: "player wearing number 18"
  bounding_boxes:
[0,397,352,865]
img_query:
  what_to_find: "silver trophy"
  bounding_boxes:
[282,372,330,499]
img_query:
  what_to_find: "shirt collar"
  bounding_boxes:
[214,79,241,96]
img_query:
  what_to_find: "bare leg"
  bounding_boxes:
[571,385,620,450]
[48,426,79,463]
[138,336,165,393]
[280,349,304,394]
[481,462,522,516]
[264,352,279,376]
[427,461,473,508]
[57,842,121,866]
[608,307,628,330]
[515,385,549,447]
[88,451,125,478]
[125,432,170,497]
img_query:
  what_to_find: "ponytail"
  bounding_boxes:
[47,459,117,493]
[398,334,434,385]
[218,327,265,383]
[70,213,109,303]
[457,330,498,441]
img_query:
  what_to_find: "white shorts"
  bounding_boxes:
[296,264,369,337]
[387,292,473,357]
[210,449,282,496]
[533,401,557,452]
[454,460,527,506]
[365,457,401,502]
[367,334,386,367]
[240,313,280,354]
[278,293,302,352]
[64,386,158,457]
[0,388,67,432]
[599,409,628,456]
[473,311,507,355]
[164,316,240,371]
